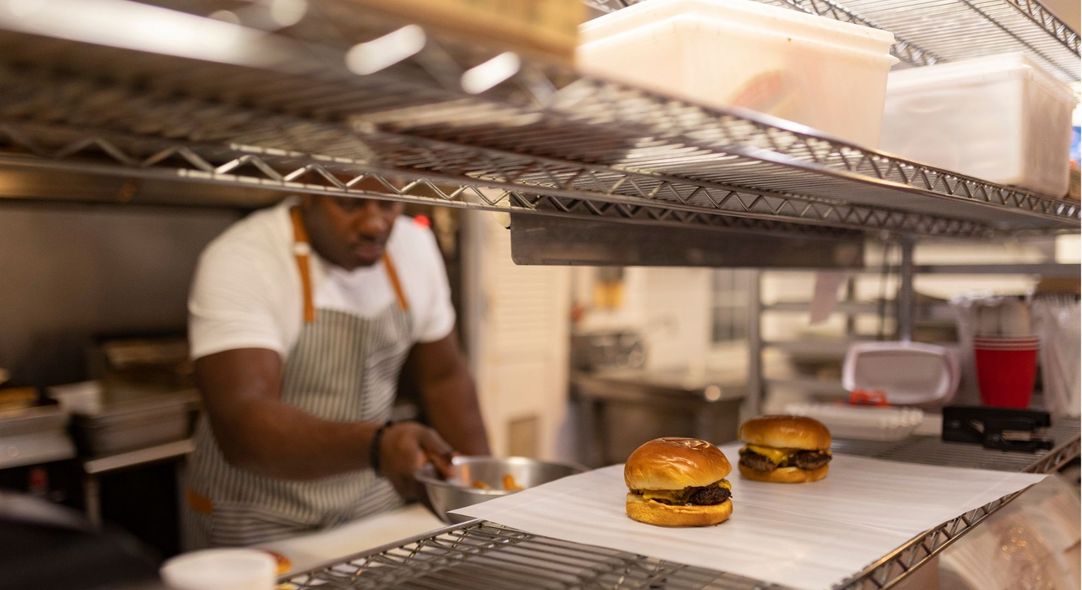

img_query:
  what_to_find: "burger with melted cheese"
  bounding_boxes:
[738,415,832,483]
[624,437,733,527]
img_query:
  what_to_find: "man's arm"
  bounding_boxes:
[408,330,490,456]
[195,348,451,494]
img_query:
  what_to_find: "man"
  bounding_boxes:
[184,194,489,547]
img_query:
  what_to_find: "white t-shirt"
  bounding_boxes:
[188,200,455,360]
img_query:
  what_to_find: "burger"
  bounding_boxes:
[624,437,733,527]
[738,415,832,483]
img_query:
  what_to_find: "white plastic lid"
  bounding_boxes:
[842,342,960,406]
[581,0,895,59]
[888,52,1076,104]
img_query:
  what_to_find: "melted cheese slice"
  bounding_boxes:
[639,479,731,503]
[641,489,685,503]
[743,444,793,464]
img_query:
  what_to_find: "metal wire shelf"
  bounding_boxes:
[587,0,1081,81]
[0,1,1077,240]
[284,521,780,590]
[283,423,1079,590]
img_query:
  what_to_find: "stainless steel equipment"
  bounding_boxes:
[0,404,75,469]
[570,331,745,467]
[572,368,745,467]
[510,214,864,268]
[570,331,645,373]
[71,390,197,457]
[415,456,585,524]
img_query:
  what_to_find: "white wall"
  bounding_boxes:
[463,211,571,460]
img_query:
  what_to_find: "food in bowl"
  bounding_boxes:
[624,437,733,527]
[501,473,523,492]
[469,473,524,491]
[415,456,584,523]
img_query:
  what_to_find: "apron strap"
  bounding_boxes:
[290,207,317,324]
[291,206,410,321]
[383,252,410,312]
[186,488,214,515]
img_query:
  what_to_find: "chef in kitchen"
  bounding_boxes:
[182,193,490,548]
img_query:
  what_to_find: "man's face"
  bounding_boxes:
[300,196,404,270]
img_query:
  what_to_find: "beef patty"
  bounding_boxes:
[739,448,833,472]
[738,449,777,472]
[635,482,732,506]
[688,485,731,506]
[792,450,831,470]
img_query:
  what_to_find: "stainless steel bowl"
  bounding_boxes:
[416,456,585,524]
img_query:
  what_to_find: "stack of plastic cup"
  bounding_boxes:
[973,336,1040,409]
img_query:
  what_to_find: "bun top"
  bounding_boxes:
[624,438,732,490]
[739,415,832,450]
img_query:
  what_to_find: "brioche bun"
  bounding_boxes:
[739,415,831,450]
[624,438,731,491]
[625,493,733,527]
[738,463,829,484]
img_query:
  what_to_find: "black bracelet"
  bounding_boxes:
[369,420,396,476]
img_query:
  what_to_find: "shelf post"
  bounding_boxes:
[897,237,916,342]
[746,270,763,419]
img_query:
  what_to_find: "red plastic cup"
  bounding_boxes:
[974,339,1039,409]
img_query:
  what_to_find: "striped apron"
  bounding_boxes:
[183,207,412,548]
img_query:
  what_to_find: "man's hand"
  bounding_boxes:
[379,421,455,500]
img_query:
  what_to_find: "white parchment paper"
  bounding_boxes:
[454,443,1046,589]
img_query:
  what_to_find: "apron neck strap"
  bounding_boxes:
[290,206,411,323]
[382,252,410,312]
[290,207,317,324]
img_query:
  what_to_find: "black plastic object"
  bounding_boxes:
[942,405,1054,453]
[0,491,163,589]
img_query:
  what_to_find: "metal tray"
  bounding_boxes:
[72,390,196,457]
[0,404,69,438]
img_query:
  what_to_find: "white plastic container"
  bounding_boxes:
[161,549,276,590]
[785,402,924,441]
[577,0,897,148]
[881,53,1076,196]
[842,341,960,406]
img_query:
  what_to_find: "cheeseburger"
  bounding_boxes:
[624,438,733,527]
[738,415,832,483]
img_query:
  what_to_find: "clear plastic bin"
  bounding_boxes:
[881,53,1076,197]
[578,0,897,148]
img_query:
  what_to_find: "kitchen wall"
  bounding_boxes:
[462,212,571,460]
[573,266,715,373]
[0,204,240,386]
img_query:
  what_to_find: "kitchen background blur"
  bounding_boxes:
[2,200,1078,557]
